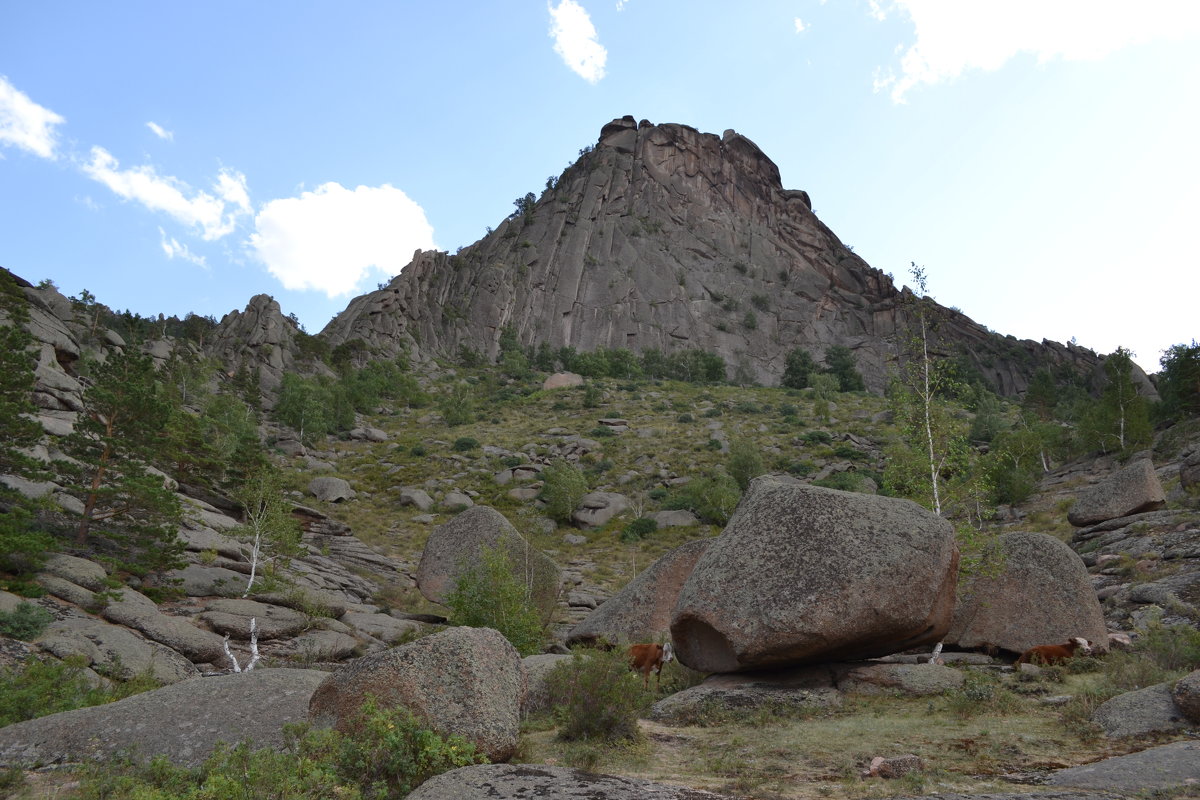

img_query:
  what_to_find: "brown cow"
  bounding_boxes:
[628,642,674,689]
[1016,636,1092,666]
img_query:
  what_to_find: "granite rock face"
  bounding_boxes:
[1068,458,1166,527]
[319,118,1110,394]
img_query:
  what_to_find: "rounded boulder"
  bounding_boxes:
[671,477,958,672]
[308,626,525,762]
[946,531,1108,655]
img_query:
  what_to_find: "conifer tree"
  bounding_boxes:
[65,349,183,573]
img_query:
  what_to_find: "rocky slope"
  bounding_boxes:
[320,117,1105,394]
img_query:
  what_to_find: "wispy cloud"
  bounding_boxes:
[0,75,66,159]
[159,227,207,268]
[248,182,436,298]
[146,121,173,141]
[872,0,1200,102]
[81,146,251,240]
[794,17,807,33]
[549,0,607,84]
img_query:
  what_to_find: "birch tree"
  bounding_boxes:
[231,467,302,597]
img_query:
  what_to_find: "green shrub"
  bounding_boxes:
[620,517,658,543]
[675,413,694,423]
[539,459,589,524]
[590,427,615,438]
[445,546,546,656]
[410,444,427,457]
[582,383,602,408]
[648,488,668,501]
[778,403,798,418]
[501,455,523,468]
[702,407,722,418]
[812,472,864,492]
[804,430,832,444]
[666,474,741,526]
[832,443,865,460]
[785,460,816,476]
[0,601,53,640]
[545,649,649,742]
[705,438,723,451]
[727,440,765,491]
[0,656,159,727]
[451,437,479,452]
[439,385,474,427]
[1133,617,1200,671]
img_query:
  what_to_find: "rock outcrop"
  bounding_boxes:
[407,764,740,800]
[671,477,958,672]
[319,119,1111,395]
[947,531,1108,655]
[0,669,327,768]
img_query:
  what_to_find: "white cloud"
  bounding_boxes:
[794,17,807,33]
[549,0,607,83]
[248,182,436,298]
[146,121,173,141]
[159,227,207,268]
[872,1,1200,102]
[81,146,251,240]
[0,75,66,159]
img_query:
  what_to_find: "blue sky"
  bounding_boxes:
[2,1,1197,372]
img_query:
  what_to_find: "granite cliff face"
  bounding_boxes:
[320,116,1102,394]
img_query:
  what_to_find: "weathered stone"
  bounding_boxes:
[37,617,199,684]
[947,531,1108,655]
[100,587,227,664]
[837,663,964,696]
[1048,740,1200,793]
[542,372,583,390]
[1172,669,1200,722]
[308,476,355,503]
[40,554,108,592]
[1091,683,1190,737]
[0,669,327,768]
[571,491,630,528]
[407,764,739,800]
[442,491,474,509]
[671,477,958,672]
[398,486,434,511]
[309,627,525,762]
[649,667,842,726]
[1068,459,1166,527]
[165,564,247,597]
[649,509,701,528]
[340,611,420,644]
[415,506,561,617]
[200,599,311,640]
[568,539,709,646]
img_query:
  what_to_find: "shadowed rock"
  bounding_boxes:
[947,531,1107,655]
[671,478,958,672]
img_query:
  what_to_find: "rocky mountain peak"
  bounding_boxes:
[318,116,1106,394]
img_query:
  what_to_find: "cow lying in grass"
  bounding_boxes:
[1016,636,1092,666]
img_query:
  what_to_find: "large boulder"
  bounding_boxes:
[1091,683,1190,738]
[671,478,959,672]
[0,669,327,768]
[1068,459,1165,527]
[415,506,560,617]
[308,476,355,503]
[567,539,709,647]
[309,626,525,762]
[1048,740,1200,794]
[571,492,630,529]
[407,764,739,800]
[946,531,1108,655]
[521,653,573,717]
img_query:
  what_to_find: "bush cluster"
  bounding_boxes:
[545,648,649,742]
[445,545,546,656]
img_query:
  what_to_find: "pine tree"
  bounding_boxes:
[65,349,183,574]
